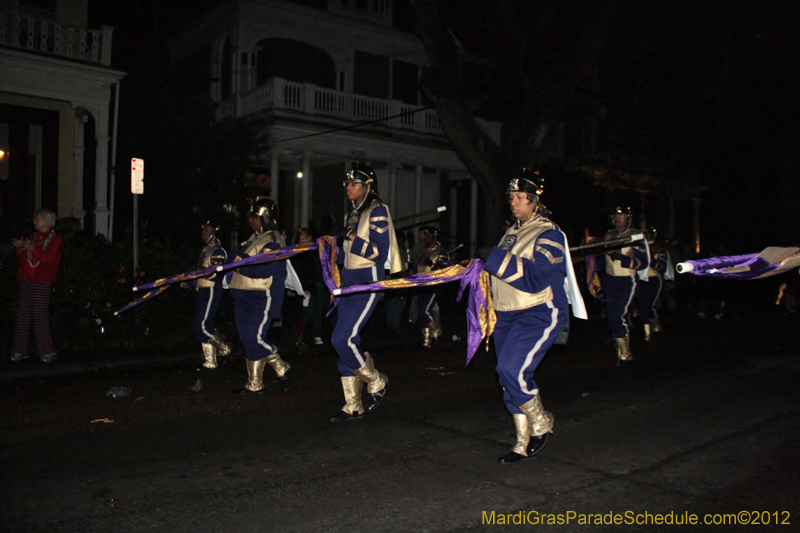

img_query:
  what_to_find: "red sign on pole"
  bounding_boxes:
[131,158,144,194]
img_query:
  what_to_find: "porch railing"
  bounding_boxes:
[0,13,113,66]
[223,77,501,144]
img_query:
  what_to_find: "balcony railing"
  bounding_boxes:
[0,13,113,66]
[220,77,502,144]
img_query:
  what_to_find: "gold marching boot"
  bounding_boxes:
[352,352,388,413]
[643,323,652,342]
[421,326,434,348]
[614,336,633,365]
[243,358,267,393]
[518,393,554,457]
[430,308,443,340]
[264,350,291,392]
[201,342,218,369]
[519,394,554,437]
[329,376,365,422]
[209,332,232,357]
[498,414,531,464]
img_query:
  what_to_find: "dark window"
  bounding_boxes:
[256,39,336,89]
[392,60,418,105]
[353,51,390,99]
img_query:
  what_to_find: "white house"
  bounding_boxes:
[167,0,501,255]
[0,0,125,238]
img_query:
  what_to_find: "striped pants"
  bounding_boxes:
[12,279,56,356]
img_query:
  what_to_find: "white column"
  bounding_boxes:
[241,51,253,93]
[93,106,111,237]
[470,176,478,258]
[72,111,86,225]
[301,151,311,228]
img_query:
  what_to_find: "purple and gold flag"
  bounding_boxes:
[317,235,341,296]
[113,285,171,316]
[114,236,495,365]
[119,237,338,314]
[676,246,800,279]
[332,259,495,365]
[132,241,321,293]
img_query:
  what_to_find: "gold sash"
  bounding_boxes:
[197,240,225,288]
[229,230,285,290]
[604,228,643,277]
[343,200,403,274]
[492,217,562,311]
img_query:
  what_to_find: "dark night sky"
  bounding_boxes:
[91,0,800,250]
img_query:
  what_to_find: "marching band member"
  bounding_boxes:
[602,206,647,366]
[484,169,573,464]
[229,197,291,394]
[636,237,668,341]
[329,163,402,421]
[413,226,449,348]
[193,220,231,369]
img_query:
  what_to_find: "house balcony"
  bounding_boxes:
[0,12,113,66]
[218,76,502,145]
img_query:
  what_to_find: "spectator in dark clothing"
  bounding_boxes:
[291,227,328,346]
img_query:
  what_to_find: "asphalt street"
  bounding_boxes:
[1,293,799,533]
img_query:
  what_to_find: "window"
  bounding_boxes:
[392,60,419,105]
[353,51,390,99]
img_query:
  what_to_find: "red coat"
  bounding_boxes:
[16,229,63,283]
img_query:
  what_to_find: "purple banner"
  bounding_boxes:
[677,246,800,280]
[332,259,494,365]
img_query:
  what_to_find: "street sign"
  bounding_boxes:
[131,158,144,194]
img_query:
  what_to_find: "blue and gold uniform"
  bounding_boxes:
[414,227,450,347]
[194,223,231,369]
[230,198,291,393]
[635,243,667,341]
[484,169,572,465]
[330,164,402,422]
[601,207,648,363]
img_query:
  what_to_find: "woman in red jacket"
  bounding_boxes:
[10,209,63,363]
